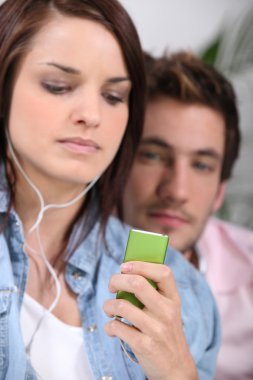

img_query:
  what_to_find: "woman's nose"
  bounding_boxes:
[70,91,101,128]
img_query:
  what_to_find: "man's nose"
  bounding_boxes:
[70,90,101,128]
[156,161,189,203]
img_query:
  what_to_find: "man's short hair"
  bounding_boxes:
[144,51,240,181]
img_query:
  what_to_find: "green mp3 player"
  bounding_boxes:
[116,229,169,309]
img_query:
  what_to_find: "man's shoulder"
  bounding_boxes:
[201,217,253,254]
[197,217,253,292]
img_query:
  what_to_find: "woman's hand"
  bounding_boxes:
[103,261,198,380]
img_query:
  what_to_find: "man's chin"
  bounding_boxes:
[164,230,193,254]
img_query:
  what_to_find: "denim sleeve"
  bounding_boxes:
[195,279,221,380]
[165,247,221,379]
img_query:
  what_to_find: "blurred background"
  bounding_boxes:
[0,0,252,228]
[119,0,253,229]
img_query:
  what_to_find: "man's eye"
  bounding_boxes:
[194,161,212,172]
[103,92,124,105]
[42,82,70,94]
[139,150,162,162]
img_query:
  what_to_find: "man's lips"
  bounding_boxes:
[147,210,189,228]
[58,137,100,154]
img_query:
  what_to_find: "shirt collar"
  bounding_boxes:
[0,165,10,214]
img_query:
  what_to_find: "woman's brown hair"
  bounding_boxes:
[0,0,146,249]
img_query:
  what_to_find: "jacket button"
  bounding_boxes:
[72,271,83,280]
[87,324,97,332]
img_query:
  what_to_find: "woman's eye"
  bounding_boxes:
[42,82,70,95]
[103,92,124,105]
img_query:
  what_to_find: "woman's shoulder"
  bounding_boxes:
[103,215,131,263]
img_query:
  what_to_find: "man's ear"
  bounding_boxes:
[212,181,227,213]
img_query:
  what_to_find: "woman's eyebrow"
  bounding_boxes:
[41,62,81,75]
[106,77,131,84]
[40,62,131,83]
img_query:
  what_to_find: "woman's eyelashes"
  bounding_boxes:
[102,83,130,106]
[41,81,129,105]
[103,91,124,105]
[41,81,72,95]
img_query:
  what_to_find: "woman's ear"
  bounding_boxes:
[212,181,226,213]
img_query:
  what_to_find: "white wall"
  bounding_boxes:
[119,0,253,55]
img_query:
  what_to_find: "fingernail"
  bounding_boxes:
[121,262,133,272]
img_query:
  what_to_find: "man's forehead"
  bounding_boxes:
[144,99,225,156]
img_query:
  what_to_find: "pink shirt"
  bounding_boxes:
[197,217,253,380]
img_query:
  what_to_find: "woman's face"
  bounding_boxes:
[8,13,131,191]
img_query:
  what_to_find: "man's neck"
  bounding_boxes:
[184,248,199,270]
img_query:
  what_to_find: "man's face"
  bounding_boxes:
[123,97,226,253]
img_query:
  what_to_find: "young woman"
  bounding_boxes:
[0,1,219,379]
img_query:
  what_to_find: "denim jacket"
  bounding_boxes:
[0,189,220,380]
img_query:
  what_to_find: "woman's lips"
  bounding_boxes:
[59,137,100,154]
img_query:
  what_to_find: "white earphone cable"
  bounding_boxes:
[7,134,99,355]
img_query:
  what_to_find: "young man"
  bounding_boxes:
[123,51,253,380]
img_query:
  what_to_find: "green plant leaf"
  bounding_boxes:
[200,36,222,65]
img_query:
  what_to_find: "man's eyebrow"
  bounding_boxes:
[140,137,222,160]
[195,149,222,161]
[140,137,170,149]
[41,62,131,83]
